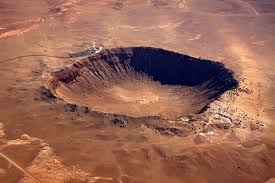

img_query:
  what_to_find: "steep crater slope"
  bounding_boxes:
[48,47,238,118]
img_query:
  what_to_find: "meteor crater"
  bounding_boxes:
[48,47,238,118]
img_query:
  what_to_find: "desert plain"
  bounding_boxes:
[0,0,275,183]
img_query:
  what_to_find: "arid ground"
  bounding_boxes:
[0,0,275,183]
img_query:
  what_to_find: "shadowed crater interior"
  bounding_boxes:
[48,47,238,118]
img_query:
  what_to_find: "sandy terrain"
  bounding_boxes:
[0,0,275,183]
